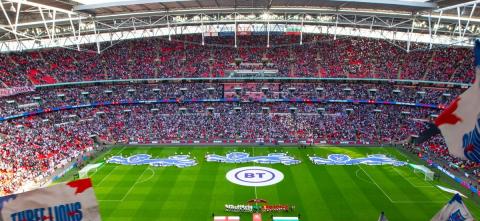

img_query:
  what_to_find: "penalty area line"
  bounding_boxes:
[392,167,433,188]
[358,166,446,204]
[357,165,395,203]
[393,168,451,201]
[355,169,373,184]
[94,146,128,186]
[95,165,120,187]
[120,166,152,201]
[98,166,153,202]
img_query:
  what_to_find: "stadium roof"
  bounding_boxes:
[15,0,473,19]
[70,0,438,15]
[0,0,478,52]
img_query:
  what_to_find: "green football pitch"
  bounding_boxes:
[84,146,480,221]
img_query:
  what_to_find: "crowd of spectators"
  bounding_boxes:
[0,82,463,116]
[0,83,224,116]
[0,34,474,88]
[0,112,94,195]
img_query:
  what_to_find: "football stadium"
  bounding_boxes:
[2,0,480,220]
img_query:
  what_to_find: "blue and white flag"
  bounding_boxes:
[431,194,475,221]
[0,178,101,221]
[434,39,480,162]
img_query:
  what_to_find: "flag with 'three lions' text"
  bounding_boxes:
[0,178,101,221]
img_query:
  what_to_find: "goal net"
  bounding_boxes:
[410,164,434,181]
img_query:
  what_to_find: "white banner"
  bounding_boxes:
[17,103,39,109]
[0,87,34,98]
[0,178,101,221]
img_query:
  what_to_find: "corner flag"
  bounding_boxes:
[431,194,475,221]
[415,39,480,162]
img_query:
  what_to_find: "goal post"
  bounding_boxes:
[410,164,435,181]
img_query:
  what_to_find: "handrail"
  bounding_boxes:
[33,77,471,90]
[0,98,444,122]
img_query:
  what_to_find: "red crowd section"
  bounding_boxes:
[0,34,474,88]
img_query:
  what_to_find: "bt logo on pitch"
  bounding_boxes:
[226,166,284,187]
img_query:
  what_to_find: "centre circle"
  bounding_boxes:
[226,166,284,187]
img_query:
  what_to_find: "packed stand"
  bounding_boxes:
[0,35,474,88]
[0,82,463,116]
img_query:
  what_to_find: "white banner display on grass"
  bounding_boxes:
[0,178,101,221]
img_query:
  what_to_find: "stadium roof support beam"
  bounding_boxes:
[407,18,415,52]
[167,13,171,41]
[67,13,80,51]
[51,10,56,41]
[74,0,190,11]
[2,7,480,52]
[457,7,462,40]
[0,22,472,53]
[0,0,19,42]
[39,7,52,41]
[334,13,339,40]
[200,14,204,45]
[92,18,100,54]
[234,12,237,48]
[462,3,477,38]
[0,0,82,51]
[329,0,436,9]
[428,12,432,49]
[300,14,304,45]
[5,0,74,14]
[434,0,480,12]
[429,0,480,46]
[13,1,21,33]
[266,12,270,48]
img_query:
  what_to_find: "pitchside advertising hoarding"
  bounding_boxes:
[0,178,101,221]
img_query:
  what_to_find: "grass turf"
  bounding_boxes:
[82,146,480,221]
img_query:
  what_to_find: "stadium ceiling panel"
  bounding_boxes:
[0,0,478,52]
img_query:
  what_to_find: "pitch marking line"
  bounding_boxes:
[357,165,444,204]
[119,167,151,201]
[88,164,104,178]
[91,146,128,184]
[408,168,450,201]
[392,167,451,201]
[98,167,155,202]
[357,165,395,203]
[355,169,373,184]
[392,168,451,201]
[96,165,120,187]
[136,167,155,184]
[392,167,433,188]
